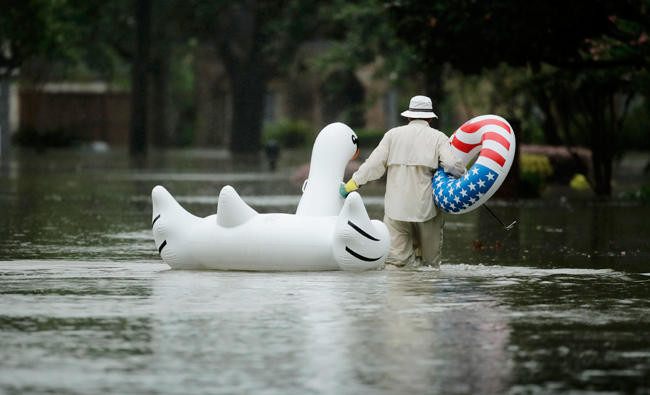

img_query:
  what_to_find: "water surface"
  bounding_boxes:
[1,149,649,394]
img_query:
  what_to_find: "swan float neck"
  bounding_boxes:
[296,122,359,217]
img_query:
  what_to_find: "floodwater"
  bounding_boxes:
[0,148,649,394]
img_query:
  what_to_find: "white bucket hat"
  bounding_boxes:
[400,95,438,119]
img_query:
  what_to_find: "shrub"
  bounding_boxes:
[12,127,85,149]
[620,184,650,204]
[519,153,553,197]
[262,119,313,148]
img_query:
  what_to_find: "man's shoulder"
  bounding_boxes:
[384,125,407,141]
[429,127,448,138]
[387,124,410,133]
[388,122,429,134]
[415,124,447,140]
[387,122,448,140]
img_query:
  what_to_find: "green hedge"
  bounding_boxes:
[262,119,313,148]
[13,127,85,149]
[519,153,554,197]
[262,120,387,149]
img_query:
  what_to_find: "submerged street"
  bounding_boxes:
[0,149,649,393]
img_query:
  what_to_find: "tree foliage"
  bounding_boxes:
[5,0,650,182]
[181,0,322,153]
[386,0,649,195]
[322,0,650,195]
[387,0,619,73]
[0,0,73,76]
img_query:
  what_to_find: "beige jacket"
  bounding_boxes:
[352,119,465,222]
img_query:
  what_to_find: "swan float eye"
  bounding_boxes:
[351,135,360,160]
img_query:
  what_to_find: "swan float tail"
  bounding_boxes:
[333,192,390,271]
[151,185,201,268]
[216,185,258,227]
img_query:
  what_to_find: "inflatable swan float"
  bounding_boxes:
[152,123,390,271]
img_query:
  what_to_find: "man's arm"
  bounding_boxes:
[438,139,466,177]
[351,134,390,186]
[340,134,390,197]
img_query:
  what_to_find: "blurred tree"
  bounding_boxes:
[182,0,321,153]
[70,0,191,150]
[386,0,647,195]
[0,0,72,154]
[0,0,72,77]
[127,0,150,155]
[314,1,423,106]
[388,0,616,73]
[0,0,147,153]
[65,0,156,155]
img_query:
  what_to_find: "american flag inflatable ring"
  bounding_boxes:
[433,115,516,214]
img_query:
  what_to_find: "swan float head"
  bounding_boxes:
[296,122,360,216]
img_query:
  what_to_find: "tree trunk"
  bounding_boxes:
[193,45,231,148]
[228,67,266,153]
[130,0,151,155]
[536,91,563,145]
[424,67,444,129]
[151,53,172,147]
[591,116,614,196]
[0,76,10,157]
[592,146,613,196]
[584,94,613,196]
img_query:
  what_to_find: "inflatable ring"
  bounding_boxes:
[433,115,516,214]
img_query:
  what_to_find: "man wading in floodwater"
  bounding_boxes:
[340,95,465,269]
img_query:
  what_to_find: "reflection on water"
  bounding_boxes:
[1,261,648,393]
[1,149,649,393]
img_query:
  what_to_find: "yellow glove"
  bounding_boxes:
[339,179,359,198]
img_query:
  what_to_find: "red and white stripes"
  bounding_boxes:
[450,115,515,175]
[432,114,516,214]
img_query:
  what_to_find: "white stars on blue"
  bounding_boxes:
[432,164,498,213]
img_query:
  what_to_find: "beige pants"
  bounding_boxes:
[383,213,444,268]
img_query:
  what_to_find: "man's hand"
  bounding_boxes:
[339,179,359,198]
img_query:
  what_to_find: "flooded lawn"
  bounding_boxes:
[1,149,649,393]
